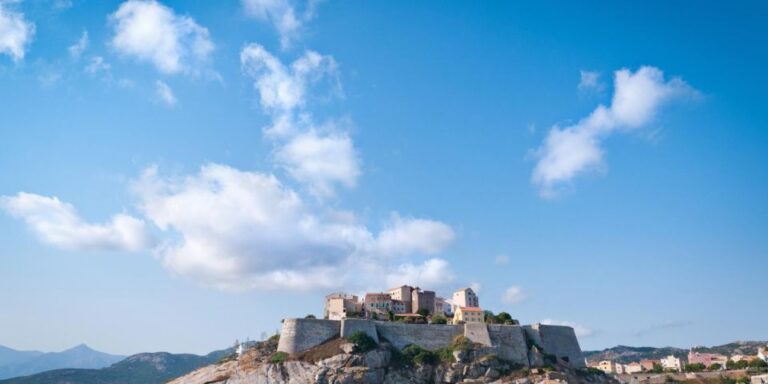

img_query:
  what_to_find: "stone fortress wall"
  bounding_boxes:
[277,318,585,368]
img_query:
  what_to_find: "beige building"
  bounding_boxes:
[660,355,683,372]
[387,285,414,313]
[759,347,768,362]
[324,293,359,320]
[452,287,479,313]
[434,296,449,316]
[596,360,618,374]
[624,362,643,374]
[454,306,484,324]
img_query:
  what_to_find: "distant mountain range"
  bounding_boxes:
[0,347,233,384]
[584,341,768,364]
[0,344,124,380]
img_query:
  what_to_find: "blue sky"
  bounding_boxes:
[0,0,766,355]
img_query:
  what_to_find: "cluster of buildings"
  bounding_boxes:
[323,285,485,324]
[590,346,768,375]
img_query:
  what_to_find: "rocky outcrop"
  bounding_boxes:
[170,338,616,384]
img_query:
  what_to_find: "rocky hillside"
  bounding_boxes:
[170,335,616,384]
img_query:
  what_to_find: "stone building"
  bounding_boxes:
[364,293,393,318]
[411,288,436,315]
[387,285,414,313]
[624,362,643,374]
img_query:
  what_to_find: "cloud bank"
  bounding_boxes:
[133,164,455,290]
[532,66,693,197]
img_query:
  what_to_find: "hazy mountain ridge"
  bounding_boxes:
[0,344,124,380]
[583,341,768,363]
[0,348,232,384]
[0,347,43,368]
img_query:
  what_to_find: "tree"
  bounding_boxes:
[417,308,430,317]
[652,363,664,373]
[685,363,706,372]
[496,312,513,322]
[305,314,316,319]
[708,363,722,371]
[749,359,768,369]
[431,314,448,324]
[388,311,394,321]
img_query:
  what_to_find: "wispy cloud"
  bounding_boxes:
[632,320,692,337]
[68,30,88,59]
[502,285,528,304]
[0,1,35,61]
[155,80,176,106]
[578,70,603,92]
[241,0,319,49]
[532,66,695,197]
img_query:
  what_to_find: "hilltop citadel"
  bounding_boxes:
[277,284,586,369]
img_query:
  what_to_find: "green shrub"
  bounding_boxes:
[346,331,377,352]
[270,352,288,363]
[402,344,439,366]
[431,315,448,324]
[451,335,473,351]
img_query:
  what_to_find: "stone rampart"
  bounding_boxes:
[340,318,379,343]
[277,318,584,369]
[523,323,585,368]
[375,322,463,350]
[487,324,529,366]
[277,318,340,354]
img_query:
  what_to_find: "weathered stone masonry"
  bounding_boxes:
[277,318,585,368]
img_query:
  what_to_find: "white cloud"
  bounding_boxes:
[501,285,528,304]
[133,164,454,290]
[241,0,318,49]
[532,66,693,197]
[109,0,213,74]
[68,30,88,59]
[385,258,455,289]
[540,319,594,338]
[155,80,176,106]
[578,70,602,92]
[0,192,154,252]
[0,1,35,61]
[494,254,510,265]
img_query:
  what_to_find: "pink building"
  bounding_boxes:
[688,351,727,369]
